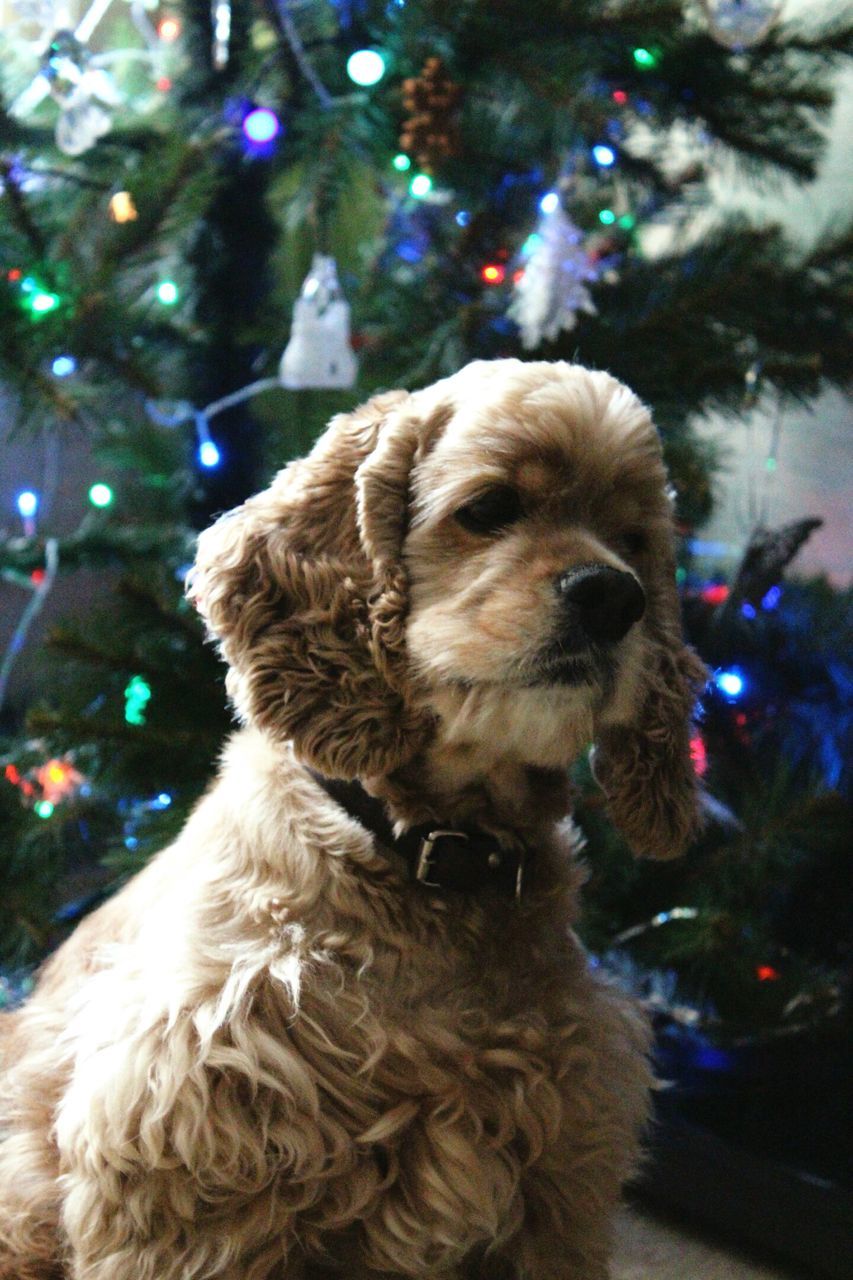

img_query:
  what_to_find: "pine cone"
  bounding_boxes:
[399,57,462,173]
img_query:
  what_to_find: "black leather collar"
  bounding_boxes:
[308,771,527,900]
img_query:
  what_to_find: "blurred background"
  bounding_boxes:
[1,3,851,1276]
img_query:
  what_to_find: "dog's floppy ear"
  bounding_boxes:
[190,391,434,779]
[592,509,708,861]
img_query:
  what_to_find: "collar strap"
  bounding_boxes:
[308,771,527,900]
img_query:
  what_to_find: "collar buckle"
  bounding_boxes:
[415,830,470,888]
[416,830,526,900]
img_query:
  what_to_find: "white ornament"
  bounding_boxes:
[279,255,358,390]
[699,0,782,50]
[42,30,120,155]
[509,205,599,350]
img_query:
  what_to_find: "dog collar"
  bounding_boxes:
[308,771,527,900]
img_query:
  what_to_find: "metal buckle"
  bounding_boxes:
[415,830,469,887]
[514,851,526,902]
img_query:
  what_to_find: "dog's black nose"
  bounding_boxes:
[556,565,646,646]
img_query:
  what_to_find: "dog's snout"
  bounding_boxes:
[556,565,646,646]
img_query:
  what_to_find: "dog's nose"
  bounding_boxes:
[556,565,646,646]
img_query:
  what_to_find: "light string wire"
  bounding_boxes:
[0,537,59,713]
[270,0,334,110]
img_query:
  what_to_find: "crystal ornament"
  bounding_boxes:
[279,256,358,390]
[509,206,599,350]
[42,30,120,155]
[699,0,782,50]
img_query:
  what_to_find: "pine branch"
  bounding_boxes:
[0,155,48,258]
[0,524,193,576]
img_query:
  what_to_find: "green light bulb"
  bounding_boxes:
[88,483,114,508]
[633,47,659,69]
[124,674,152,726]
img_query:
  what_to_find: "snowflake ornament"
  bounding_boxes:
[509,205,599,350]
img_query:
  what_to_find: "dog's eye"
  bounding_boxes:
[619,529,647,557]
[454,486,523,535]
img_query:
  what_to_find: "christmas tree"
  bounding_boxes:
[1,0,850,1072]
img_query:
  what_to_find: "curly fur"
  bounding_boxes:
[0,360,705,1279]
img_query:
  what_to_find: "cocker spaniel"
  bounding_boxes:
[0,360,705,1280]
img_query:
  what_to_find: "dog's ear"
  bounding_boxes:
[592,519,708,861]
[189,391,434,779]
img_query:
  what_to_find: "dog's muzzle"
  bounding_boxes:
[555,564,646,648]
[529,564,645,687]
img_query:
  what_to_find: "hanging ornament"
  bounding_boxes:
[279,255,358,390]
[699,0,782,50]
[509,204,599,350]
[211,0,232,70]
[399,57,462,174]
[41,29,120,156]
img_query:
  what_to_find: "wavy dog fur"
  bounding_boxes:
[0,360,705,1280]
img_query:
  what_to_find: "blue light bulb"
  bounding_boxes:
[51,354,77,377]
[16,490,39,518]
[715,669,745,700]
[243,107,281,144]
[592,144,616,167]
[199,440,221,468]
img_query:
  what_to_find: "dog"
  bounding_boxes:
[0,359,705,1280]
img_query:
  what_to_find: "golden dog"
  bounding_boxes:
[0,360,705,1279]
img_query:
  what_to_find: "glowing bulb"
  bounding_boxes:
[88,483,114,508]
[539,191,559,215]
[124,675,152,726]
[16,490,39,518]
[34,800,54,819]
[199,440,221,468]
[633,47,659,69]
[715,669,745,700]
[690,734,708,777]
[29,290,60,314]
[52,355,76,377]
[598,209,616,225]
[392,153,411,171]
[409,173,433,198]
[481,264,505,285]
[158,16,181,42]
[455,210,470,227]
[592,144,616,167]
[108,191,138,223]
[243,107,280,144]
[157,281,179,305]
[346,49,386,87]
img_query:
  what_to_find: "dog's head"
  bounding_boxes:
[192,359,706,859]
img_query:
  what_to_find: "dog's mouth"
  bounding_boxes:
[525,641,615,690]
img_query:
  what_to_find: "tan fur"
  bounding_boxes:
[0,360,705,1279]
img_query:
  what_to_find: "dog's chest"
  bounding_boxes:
[282,921,592,1270]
